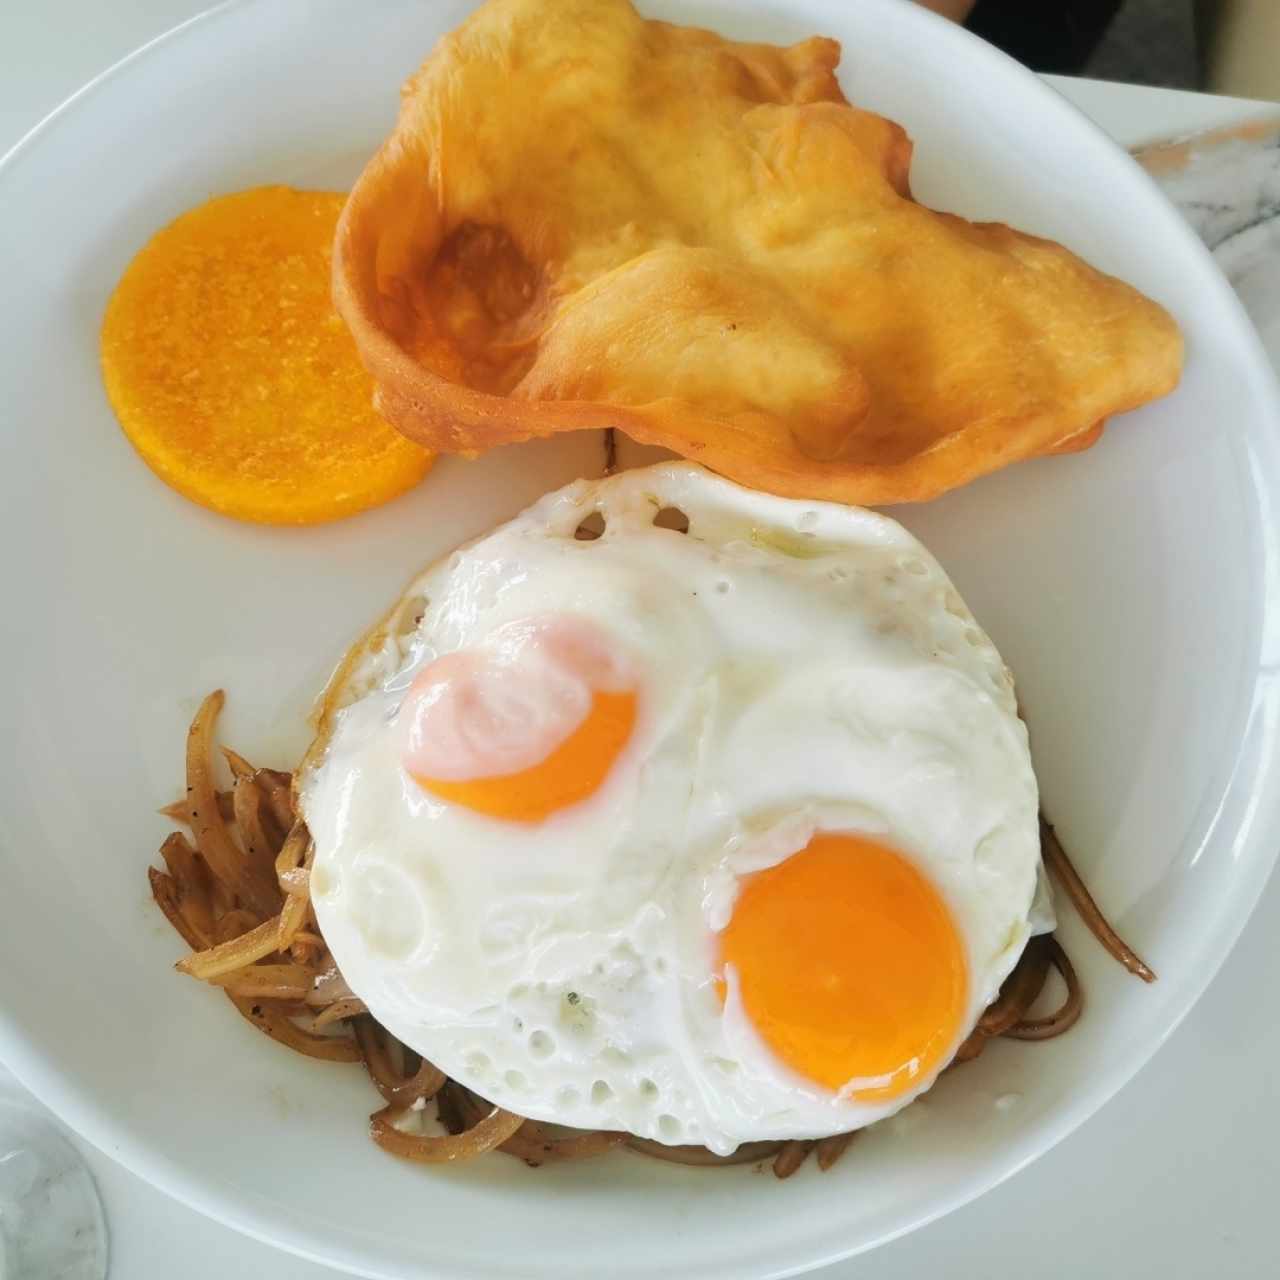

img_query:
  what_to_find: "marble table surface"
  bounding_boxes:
[0,1099,107,1280]
[3,6,1280,1278]
[1138,119,1280,361]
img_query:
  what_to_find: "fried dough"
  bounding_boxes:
[334,0,1182,504]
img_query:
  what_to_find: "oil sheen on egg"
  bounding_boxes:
[302,463,1046,1154]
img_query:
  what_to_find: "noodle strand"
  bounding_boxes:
[1040,817,1156,982]
[370,1103,526,1164]
[1004,936,1084,1040]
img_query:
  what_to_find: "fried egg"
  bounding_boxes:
[301,463,1046,1153]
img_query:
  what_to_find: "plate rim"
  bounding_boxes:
[2,1,1280,1277]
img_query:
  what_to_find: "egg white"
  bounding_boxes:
[301,463,1046,1153]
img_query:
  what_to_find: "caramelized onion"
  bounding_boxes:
[370,1103,526,1164]
[1041,817,1156,982]
[156,831,214,944]
[951,1027,989,1064]
[176,916,281,980]
[1005,936,1083,1040]
[626,1137,785,1167]
[227,994,360,1062]
[814,1132,856,1172]
[221,746,255,779]
[306,967,355,1007]
[212,963,314,1001]
[771,1140,812,1179]
[353,1017,447,1107]
[254,767,296,835]
[311,997,369,1029]
[274,822,314,951]
[274,820,310,895]
[186,691,280,917]
[160,790,235,825]
[148,867,209,951]
[499,1121,625,1164]
[979,935,1054,1036]
[232,775,284,879]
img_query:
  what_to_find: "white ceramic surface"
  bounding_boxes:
[1,3,1279,1279]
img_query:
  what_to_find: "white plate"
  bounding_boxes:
[1,2,1278,1278]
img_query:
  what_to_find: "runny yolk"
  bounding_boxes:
[412,689,636,822]
[400,615,637,823]
[720,833,968,1101]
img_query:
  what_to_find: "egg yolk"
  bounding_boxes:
[100,186,433,524]
[401,615,636,822]
[720,833,968,1100]
[418,690,635,821]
